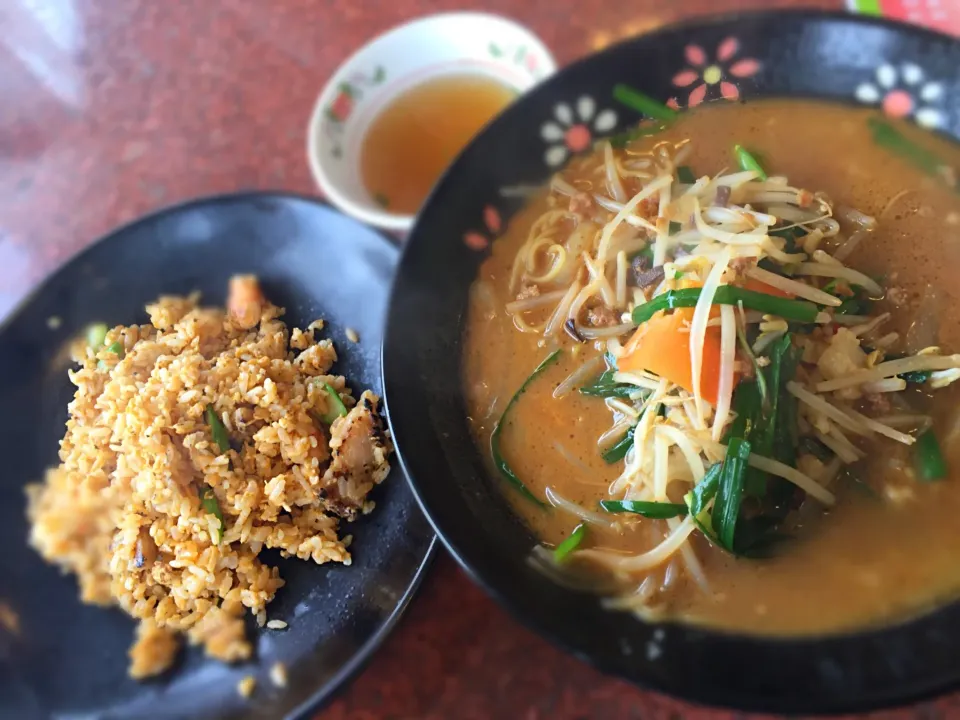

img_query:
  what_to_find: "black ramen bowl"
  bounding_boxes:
[0,194,435,720]
[382,10,960,715]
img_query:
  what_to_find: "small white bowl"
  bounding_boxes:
[307,12,556,232]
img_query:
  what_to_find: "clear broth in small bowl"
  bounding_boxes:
[360,74,516,215]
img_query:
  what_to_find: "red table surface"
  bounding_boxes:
[4,1,960,718]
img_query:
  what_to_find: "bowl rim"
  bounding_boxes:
[383,8,960,714]
[305,10,557,233]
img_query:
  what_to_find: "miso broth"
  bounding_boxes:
[463,100,960,634]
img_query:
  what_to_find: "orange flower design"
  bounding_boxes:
[668,37,760,109]
[463,205,502,252]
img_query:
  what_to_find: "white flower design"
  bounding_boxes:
[540,96,617,167]
[855,62,945,129]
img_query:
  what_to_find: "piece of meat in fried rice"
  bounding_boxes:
[321,390,392,518]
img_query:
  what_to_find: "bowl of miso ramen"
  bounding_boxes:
[383,10,960,713]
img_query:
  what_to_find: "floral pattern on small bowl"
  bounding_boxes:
[488,42,547,80]
[667,37,760,109]
[854,62,946,129]
[323,66,387,159]
[541,97,618,167]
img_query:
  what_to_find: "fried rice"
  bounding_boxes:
[26,275,392,678]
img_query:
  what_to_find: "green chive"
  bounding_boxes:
[729,334,801,502]
[95,337,123,370]
[204,404,231,454]
[915,429,948,482]
[902,369,932,384]
[798,436,833,462]
[199,484,225,544]
[732,519,791,558]
[612,84,678,122]
[690,512,718,545]
[579,369,637,399]
[734,144,767,180]
[677,166,696,184]
[318,382,349,424]
[727,378,770,498]
[885,355,932,384]
[734,321,768,413]
[769,226,803,254]
[686,464,722,517]
[760,334,794,449]
[712,438,751,551]
[684,463,722,543]
[769,226,804,241]
[554,523,587,563]
[602,426,636,464]
[630,286,820,326]
[843,470,881,500]
[491,350,561,506]
[725,380,758,443]
[834,286,870,315]
[772,336,801,470]
[105,341,124,358]
[628,245,655,265]
[86,323,108,348]
[742,334,799,499]
[868,116,946,179]
[580,385,636,399]
[600,500,687,518]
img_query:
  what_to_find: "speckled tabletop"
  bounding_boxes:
[8,1,960,718]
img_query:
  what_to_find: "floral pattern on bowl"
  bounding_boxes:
[452,12,959,257]
[855,62,946,128]
[541,97,618,167]
[668,37,761,108]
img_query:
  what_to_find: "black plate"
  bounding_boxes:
[383,10,960,715]
[0,193,435,720]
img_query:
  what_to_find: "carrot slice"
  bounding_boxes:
[619,311,730,406]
